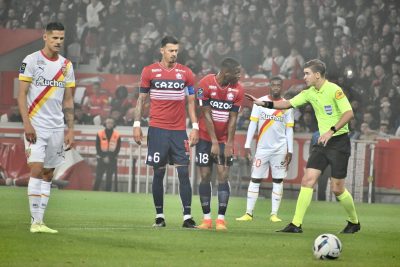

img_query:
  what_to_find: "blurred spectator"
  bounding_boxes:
[362,111,379,130]
[281,48,304,79]
[74,104,92,125]
[242,33,263,76]
[209,39,233,68]
[298,111,317,133]
[359,122,378,140]
[236,106,251,131]
[8,106,22,122]
[260,46,285,77]
[86,0,103,30]
[84,82,110,117]
[109,109,125,126]
[198,60,214,78]
[110,85,131,115]
[101,4,124,47]
[195,31,213,60]
[85,0,104,55]
[124,107,148,127]
[378,121,391,137]
[348,119,361,140]
[93,117,121,192]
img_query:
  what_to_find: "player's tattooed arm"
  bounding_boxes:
[133,93,148,145]
[134,93,148,121]
[63,87,75,150]
[18,80,36,143]
[63,107,74,128]
[63,87,74,129]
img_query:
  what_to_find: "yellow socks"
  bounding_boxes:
[337,189,359,224]
[292,187,314,227]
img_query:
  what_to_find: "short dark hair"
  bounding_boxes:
[304,59,326,77]
[220,57,240,71]
[161,36,179,47]
[45,22,64,32]
[270,76,283,83]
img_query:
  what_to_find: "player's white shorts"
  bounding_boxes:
[24,129,65,168]
[251,152,287,179]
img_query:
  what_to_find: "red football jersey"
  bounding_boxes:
[196,74,244,142]
[140,62,195,130]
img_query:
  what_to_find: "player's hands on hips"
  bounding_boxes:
[133,127,143,145]
[245,93,264,106]
[189,129,199,146]
[318,131,334,146]
[24,122,37,144]
[64,129,74,151]
[284,152,292,170]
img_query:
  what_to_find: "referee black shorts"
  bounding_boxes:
[306,133,351,179]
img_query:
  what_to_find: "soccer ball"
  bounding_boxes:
[313,233,342,260]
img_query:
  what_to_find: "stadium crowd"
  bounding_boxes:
[1,0,400,137]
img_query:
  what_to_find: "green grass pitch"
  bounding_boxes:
[0,187,399,267]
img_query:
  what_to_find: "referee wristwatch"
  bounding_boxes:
[330,126,337,133]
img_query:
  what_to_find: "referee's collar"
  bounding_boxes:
[312,80,328,93]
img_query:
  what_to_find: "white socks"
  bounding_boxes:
[28,177,41,224]
[246,181,260,215]
[28,178,52,224]
[38,180,52,223]
[271,182,283,215]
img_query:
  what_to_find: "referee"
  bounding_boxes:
[246,59,360,234]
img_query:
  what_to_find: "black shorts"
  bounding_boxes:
[195,139,233,167]
[146,126,190,168]
[307,133,351,179]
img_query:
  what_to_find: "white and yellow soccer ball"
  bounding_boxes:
[313,233,342,260]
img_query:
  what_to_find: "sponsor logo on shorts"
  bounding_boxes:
[57,145,65,159]
[147,155,153,162]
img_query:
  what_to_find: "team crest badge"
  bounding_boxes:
[227,92,234,101]
[211,92,217,96]
[335,89,345,100]
[19,63,27,74]
[324,105,333,115]
[62,61,68,76]
[176,73,182,79]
